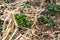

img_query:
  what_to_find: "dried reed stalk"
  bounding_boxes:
[2,28,11,40]
[9,28,18,40]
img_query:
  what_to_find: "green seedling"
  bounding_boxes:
[38,3,58,27]
[38,15,57,27]
[38,15,48,24]
[15,13,33,28]
[45,3,60,16]
[46,3,60,11]
[47,19,57,27]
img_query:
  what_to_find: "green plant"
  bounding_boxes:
[46,3,60,11]
[38,3,58,27]
[38,15,57,27]
[25,0,40,7]
[15,13,33,28]
[38,15,48,24]
[45,3,60,16]
[47,19,57,27]
[2,0,15,3]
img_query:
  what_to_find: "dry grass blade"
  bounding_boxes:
[2,28,11,40]
[15,34,22,40]
[9,28,18,40]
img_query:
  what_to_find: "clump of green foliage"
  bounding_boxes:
[38,15,57,27]
[45,3,60,16]
[15,13,33,28]
[2,0,15,3]
[46,3,60,11]
[38,3,60,27]
[38,15,48,24]
[47,18,57,27]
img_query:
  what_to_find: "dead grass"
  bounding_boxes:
[0,0,60,40]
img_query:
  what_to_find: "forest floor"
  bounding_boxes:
[0,0,60,40]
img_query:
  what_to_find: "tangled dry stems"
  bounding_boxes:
[0,0,60,40]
